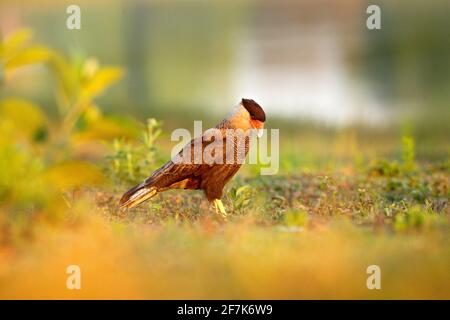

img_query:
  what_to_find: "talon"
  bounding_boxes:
[213,199,227,218]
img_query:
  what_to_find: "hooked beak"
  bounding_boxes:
[256,128,264,138]
[250,119,264,138]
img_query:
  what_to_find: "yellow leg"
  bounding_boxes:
[213,199,227,218]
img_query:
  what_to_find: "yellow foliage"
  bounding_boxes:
[44,161,105,189]
[73,116,139,141]
[80,67,124,101]
[0,98,48,141]
[50,52,80,109]
[4,46,53,71]
[0,29,33,61]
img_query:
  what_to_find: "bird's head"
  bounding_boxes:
[227,98,266,137]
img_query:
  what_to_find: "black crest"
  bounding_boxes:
[241,98,266,122]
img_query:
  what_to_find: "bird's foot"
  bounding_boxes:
[213,199,227,219]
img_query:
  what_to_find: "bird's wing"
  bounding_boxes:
[120,128,228,208]
[144,128,227,188]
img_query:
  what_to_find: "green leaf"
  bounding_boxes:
[236,185,251,197]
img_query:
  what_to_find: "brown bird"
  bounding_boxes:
[119,98,266,216]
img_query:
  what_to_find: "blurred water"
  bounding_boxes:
[231,23,388,126]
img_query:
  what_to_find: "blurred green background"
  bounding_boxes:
[1,0,449,158]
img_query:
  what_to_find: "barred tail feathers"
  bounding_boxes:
[119,184,158,210]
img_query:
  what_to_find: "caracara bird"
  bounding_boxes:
[119,99,266,216]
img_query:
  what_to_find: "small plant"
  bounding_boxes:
[368,135,417,177]
[394,205,440,232]
[401,135,416,173]
[107,118,162,184]
[108,138,133,183]
[229,185,254,215]
[141,118,163,171]
[0,28,125,242]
